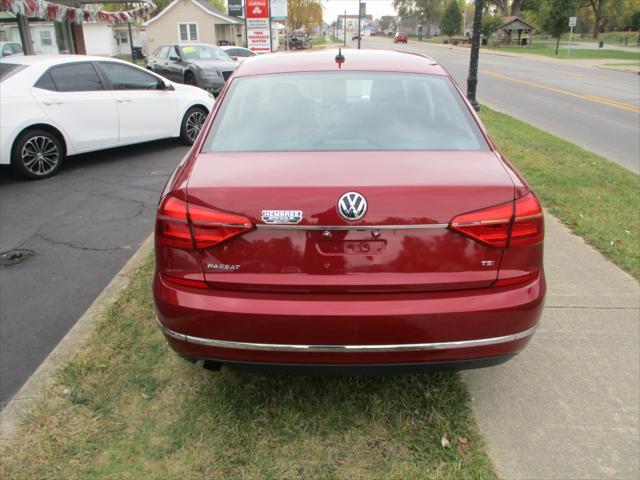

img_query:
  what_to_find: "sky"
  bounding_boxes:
[321,0,397,24]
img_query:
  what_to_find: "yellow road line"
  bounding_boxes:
[480,70,640,113]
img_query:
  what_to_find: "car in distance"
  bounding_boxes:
[352,33,362,41]
[0,55,214,179]
[1,41,23,57]
[145,43,237,94]
[154,49,545,373]
[220,46,257,63]
[394,32,408,43]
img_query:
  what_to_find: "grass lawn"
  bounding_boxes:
[480,107,640,280]
[0,258,496,479]
[585,31,640,46]
[489,43,639,60]
[311,36,328,47]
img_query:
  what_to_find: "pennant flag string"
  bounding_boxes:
[0,0,157,24]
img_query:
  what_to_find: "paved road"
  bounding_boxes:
[0,140,188,406]
[358,36,640,172]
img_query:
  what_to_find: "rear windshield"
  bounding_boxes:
[203,72,488,152]
[0,63,25,82]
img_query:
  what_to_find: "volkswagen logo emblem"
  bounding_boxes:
[337,192,367,222]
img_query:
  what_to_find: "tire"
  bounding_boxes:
[184,71,197,87]
[180,106,208,145]
[11,129,64,180]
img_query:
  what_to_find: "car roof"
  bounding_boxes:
[235,49,446,77]
[0,54,132,66]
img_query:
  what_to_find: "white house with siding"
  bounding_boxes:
[143,0,244,54]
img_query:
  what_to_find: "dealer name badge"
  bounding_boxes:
[261,210,303,224]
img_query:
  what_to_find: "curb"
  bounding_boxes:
[0,234,155,448]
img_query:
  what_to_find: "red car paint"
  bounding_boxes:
[394,33,408,44]
[153,50,545,372]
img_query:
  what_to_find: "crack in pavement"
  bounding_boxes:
[33,232,124,252]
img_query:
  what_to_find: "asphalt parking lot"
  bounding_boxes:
[0,140,189,406]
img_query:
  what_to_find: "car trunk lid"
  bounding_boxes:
[187,151,515,293]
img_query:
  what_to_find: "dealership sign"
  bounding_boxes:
[247,28,271,52]
[246,0,269,28]
[270,0,287,20]
[227,0,242,17]
[245,0,271,52]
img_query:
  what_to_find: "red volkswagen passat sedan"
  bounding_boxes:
[154,49,545,373]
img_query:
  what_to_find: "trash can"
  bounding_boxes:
[482,38,488,46]
[132,47,144,59]
[521,38,528,46]
[598,41,604,48]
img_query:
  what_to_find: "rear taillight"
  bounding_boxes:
[156,195,254,250]
[155,194,254,289]
[449,202,513,248]
[510,193,544,247]
[156,195,193,249]
[449,192,543,248]
[188,203,254,249]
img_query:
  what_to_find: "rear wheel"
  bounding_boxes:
[184,71,197,87]
[11,129,64,180]
[180,106,208,145]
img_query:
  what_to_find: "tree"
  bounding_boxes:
[393,0,443,38]
[487,0,523,16]
[481,13,503,38]
[287,0,323,31]
[582,0,624,38]
[379,15,396,32]
[440,0,463,40]
[541,0,577,54]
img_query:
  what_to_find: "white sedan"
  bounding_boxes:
[0,55,214,179]
[220,46,257,63]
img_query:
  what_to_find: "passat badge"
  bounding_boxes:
[261,210,303,224]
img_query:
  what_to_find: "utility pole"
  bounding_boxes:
[343,10,347,46]
[357,3,362,49]
[124,1,135,62]
[466,0,484,111]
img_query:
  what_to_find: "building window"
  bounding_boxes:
[178,22,198,42]
[40,30,53,47]
[118,31,128,44]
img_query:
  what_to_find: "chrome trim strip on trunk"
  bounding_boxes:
[255,223,449,231]
[156,317,537,353]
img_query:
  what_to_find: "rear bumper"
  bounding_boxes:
[154,272,545,368]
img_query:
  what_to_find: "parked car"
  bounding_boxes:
[394,32,408,43]
[0,41,23,57]
[0,55,214,179]
[220,46,257,63]
[145,43,237,94]
[352,33,362,41]
[154,49,545,373]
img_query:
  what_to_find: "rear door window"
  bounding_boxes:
[34,71,57,90]
[0,63,25,81]
[97,62,160,90]
[48,63,104,92]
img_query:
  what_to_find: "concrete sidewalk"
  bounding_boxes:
[465,214,640,479]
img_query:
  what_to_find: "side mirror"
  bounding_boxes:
[157,79,175,91]
[169,55,180,61]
